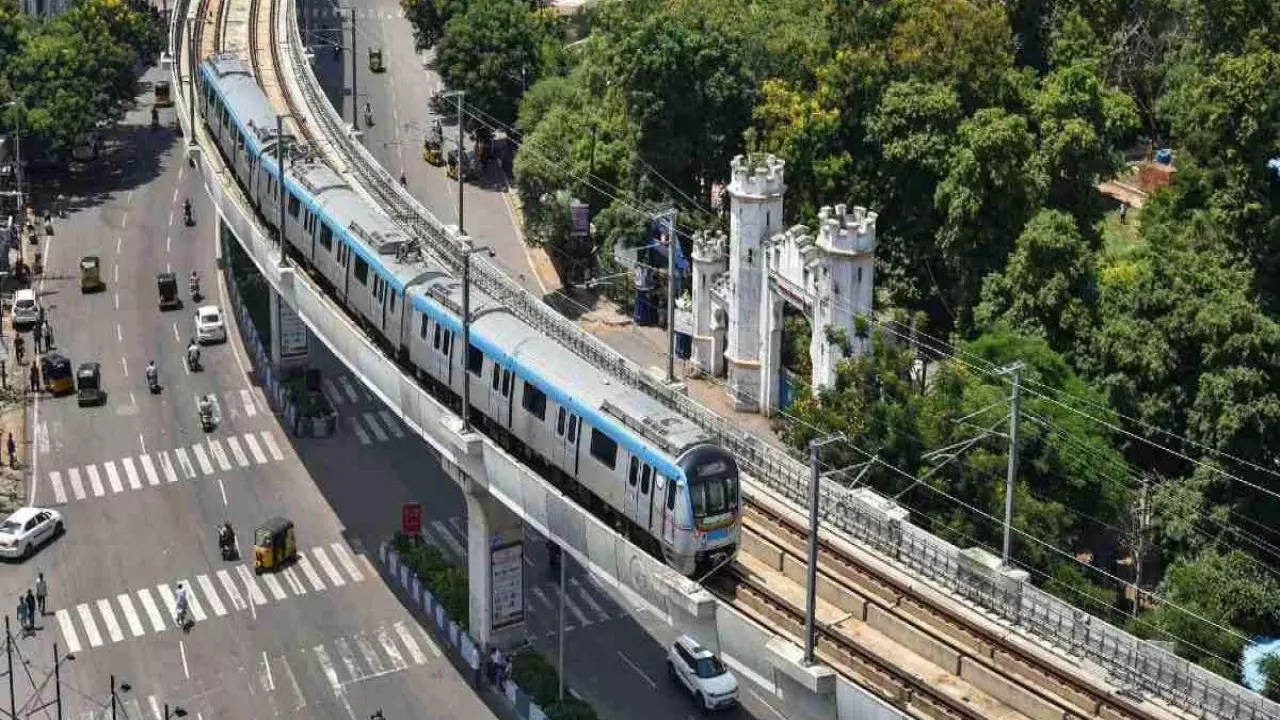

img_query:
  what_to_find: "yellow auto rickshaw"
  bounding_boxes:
[42,354,74,395]
[80,256,104,293]
[154,80,173,108]
[253,517,297,574]
[422,120,444,166]
[368,47,384,73]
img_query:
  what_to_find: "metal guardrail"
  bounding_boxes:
[270,9,1278,719]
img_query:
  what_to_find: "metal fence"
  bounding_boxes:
[269,9,1280,718]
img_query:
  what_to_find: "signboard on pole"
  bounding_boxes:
[490,539,525,630]
[401,503,422,536]
[277,301,309,359]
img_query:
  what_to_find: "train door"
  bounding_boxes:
[565,414,580,476]
[488,364,513,427]
[639,464,655,532]
[431,323,446,379]
[661,477,677,548]
[440,328,453,387]
[624,457,639,523]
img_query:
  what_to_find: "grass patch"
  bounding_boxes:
[1100,206,1143,260]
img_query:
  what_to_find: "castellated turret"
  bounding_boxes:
[810,204,877,390]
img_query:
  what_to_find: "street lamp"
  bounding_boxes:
[439,90,465,235]
[460,238,493,434]
[805,432,846,665]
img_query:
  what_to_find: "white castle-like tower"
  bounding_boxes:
[688,154,878,415]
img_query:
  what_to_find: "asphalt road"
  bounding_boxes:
[300,3,784,719]
[0,66,498,720]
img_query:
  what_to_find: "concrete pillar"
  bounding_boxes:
[463,479,526,651]
[268,286,309,373]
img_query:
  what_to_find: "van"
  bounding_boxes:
[12,288,38,327]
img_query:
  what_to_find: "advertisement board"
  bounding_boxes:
[490,540,525,630]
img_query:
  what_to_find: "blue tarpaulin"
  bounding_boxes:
[1242,637,1280,691]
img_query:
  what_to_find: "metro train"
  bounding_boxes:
[195,53,740,576]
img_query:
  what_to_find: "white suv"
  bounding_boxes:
[667,635,738,711]
[194,304,226,343]
[11,289,38,328]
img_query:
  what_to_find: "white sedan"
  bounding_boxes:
[194,304,227,343]
[0,507,64,560]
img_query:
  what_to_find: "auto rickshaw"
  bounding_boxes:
[253,517,297,574]
[80,256,104,293]
[446,147,476,182]
[158,272,180,310]
[154,80,173,108]
[76,362,105,407]
[41,354,74,395]
[422,120,444,166]
[368,47,384,73]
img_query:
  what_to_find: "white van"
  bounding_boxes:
[12,288,38,327]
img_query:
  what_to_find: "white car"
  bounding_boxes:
[0,507,64,560]
[194,304,226,343]
[668,635,738,711]
[11,288,39,327]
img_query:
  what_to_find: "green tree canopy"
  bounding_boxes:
[435,0,553,126]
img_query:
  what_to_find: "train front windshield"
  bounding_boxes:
[690,458,738,520]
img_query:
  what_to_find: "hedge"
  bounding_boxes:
[393,532,470,630]
[511,650,598,720]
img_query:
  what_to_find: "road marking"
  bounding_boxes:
[149,696,162,720]
[55,610,81,654]
[564,591,591,626]
[159,451,179,483]
[116,323,123,342]
[215,569,248,612]
[377,410,405,438]
[167,210,173,227]
[114,263,119,282]
[218,478,228,505]
[362,412,389,442]
[49,471,66,504]
[281,567,306,596]
[177,578,207,621]
[376,626,407,669]
[197,574,227,617]
[175,447,196,478]
[121,457,142,490]
[76,603,103,647]
[208,439,231,471]
[36,421,48,455]
[68,468,85,500]
[312,546,346,587]
[235,564,269,606]
[322,378,343,405]
[85,464,105,497]
[339,376,359,402]
[114,293,119,310]
[137,588,165,632]
[180,640,189,679]
[140,454,161,486]
[121,356,128,377]
[166,235,171,253]
[157,583,177,619]
[617,650,656,688]
[296,553,326,591]
[130,391,136,407]
[96,598,124,643]
[334,637,362,679]
[139,434,146,454]
[116,594,145,637]
[572,578,607,618]
[355,633,387,674]
[260,572,287,601]
[260,431,284,460]
[192,444,213,474]
[431,519,465,557]
[173,323,180,343]
[116,236,123,254]
[394,621,434,661]
[102,461,122,494]
[329,542,364,582]
[280,655,307,711]
[226,436,249,467]
[350,417,371,445]
[243,433,268,464]
[261,651,275,692]
[531,586,553,613]
[241,389,257,417]
[314,645,349,712]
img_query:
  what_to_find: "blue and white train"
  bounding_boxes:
[196,53,740,575]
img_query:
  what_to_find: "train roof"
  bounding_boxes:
[201,53,283,150]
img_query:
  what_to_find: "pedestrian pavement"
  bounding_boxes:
[50,541,374,654]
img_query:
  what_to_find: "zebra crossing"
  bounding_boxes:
[53,542,372,655]
[42,430,287,506]
[319,374,410,446]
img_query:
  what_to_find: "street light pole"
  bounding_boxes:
[558,546,566,702]
[349,9,358,131]
[276,114,295,252]
[664,211,677,384]
[187,18,196,148]
[805,433,845,665]
[460,240,492,434]
[1000,362,1024,567]
[453,90,464,234]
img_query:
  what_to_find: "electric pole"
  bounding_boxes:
[349,9,358,131]
[1000,362,1024,567]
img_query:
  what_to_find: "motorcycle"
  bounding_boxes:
[146,369,160,394]
[183,201,194,227]
[190,279,202,303]
[199,403,216,432]
[186,347,202,372]
[218,524,237,561]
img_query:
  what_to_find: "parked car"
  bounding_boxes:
[667,635,739,711]
[11,288,38,327]
[0,507,64,560]
[194,304,226,343]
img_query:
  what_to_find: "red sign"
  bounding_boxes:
[401,503,423,536]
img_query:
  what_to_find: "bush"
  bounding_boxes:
[543,698,598,720]
[511,650,561,708]
[283,376,334,419]
[392,533,470,630]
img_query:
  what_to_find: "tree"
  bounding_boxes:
[435,0,551,126]
[399,0,466,50]
[886,0,1015,112]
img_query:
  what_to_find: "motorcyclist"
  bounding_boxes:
[189,270,200,297]
[183,198,193,224]
[151,106,159,128]
[187,339,201,370]
[145,360,158,388]
[198,394,214,424]
[364,101,373,125]
[218,521,235,549]
[399,171,406,187]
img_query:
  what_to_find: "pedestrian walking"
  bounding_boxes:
[14,336,23,365]
[31,322,42,354]
[7,433,16,470]
[24,590,35,630]
[1120,200,1129,224]
[41,319,52,351]
[16,595,26,634]
[29,363,39,393]
[35,573,46,616]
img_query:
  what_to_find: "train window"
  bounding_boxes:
[666,479,676,510]
[432,324,441,349]
[501,370,511,398]
[521,382,546,421]
[442,330,451,355]
[557,407,566,435]
[467,346,483,375]
[318,224,333,251]
[237,132,245,151]
[491,364,500,390]
[629,457,639,487]
[589,429,617,470]
[390,291,397,313]
[354,257,369,285]
[287,194,300,218]
[640,465,652,495]
[567,415,578,442]
[419,313,429,339]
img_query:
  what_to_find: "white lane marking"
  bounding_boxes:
[531,586,554,613]
[192,444,213,474]
[261,572,287,601]
[116,323,123,342]
[339,376,359,402]
[260,431,284,460]
[137,588,166,632]
[617,650,656,688]
[68,468,86,501]
[235,564,269,606]
[241,389,257,417]
[159,451,179,483]
[121,356,128,377]
[361,412,389,442]
[572,577,607,619]
[226,436,249,467]
[77,603,104,647]
[243,433,268,464]
[394,620,433,662]
[116,594,145,637]
[140,454,161,486]
[49,471,67,504]
[350,417,371,445]
[334,637,362,678]
[207,439,231,471]
[114,263,120,282]
[431,520,465,557]
[280,655,307,712]
[314,645,353,717]
[218,478,227,506]
[376,626,407,669]
[157,583,177,619]
[180,640,189,679]
[130,391,136,407]
[149,696,162,720]
[85,465,105,497]
[166,235,171,252]
[322,378,344,405]
[114,293,119,310]
[96,598,124,643]
[175,447,196,478]
[281,567,306,595]
[197,574,227,617]
[217,569,248,611]
[311,546,346,587]
[103,461,123,493]
[55,610,81,654]
[329,542,365,582]
[260,651,276,692]
[564,589,592,627]
[377,410,406,438]
[296,553,326,591]
[122,457,142,490]
[35,421,48,455]
[177,578,207,621]
[116,236,123,254]
[173,323,180,343]
[355,634,387,674]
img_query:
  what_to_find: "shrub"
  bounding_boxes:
[391,534,469,630]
